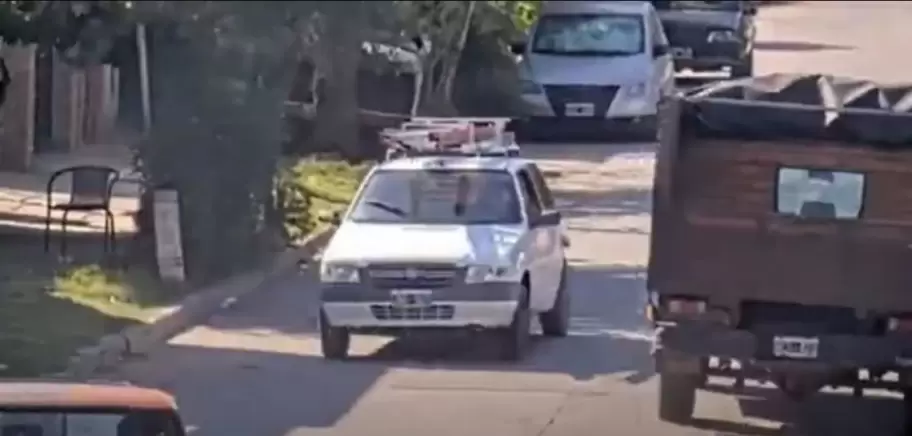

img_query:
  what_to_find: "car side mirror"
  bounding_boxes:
[652,45,670,58]
[531,210,561,228]
[510,42,527,55]
[317,209,342,226]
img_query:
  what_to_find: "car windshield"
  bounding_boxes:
[531,14,645,56]
[348,169,522,225]
[0,410,180,436]
[651,0,743,11]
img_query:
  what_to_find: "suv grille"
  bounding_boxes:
[543,85,619,118]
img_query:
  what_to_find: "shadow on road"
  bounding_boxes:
[554,186,653,220]
[755,40,854,52]
[521,142,656,165]
[693,382,905,435]
[117,263,656,435]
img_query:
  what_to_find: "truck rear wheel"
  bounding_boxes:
[658,372,698,423]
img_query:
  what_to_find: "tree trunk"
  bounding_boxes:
[312,6,365,159]
[440,1,477,102]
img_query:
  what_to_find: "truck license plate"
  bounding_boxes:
[671,47,693,59]
[390,289,432,308]
[773,336,819,359]
[564,102,594,117]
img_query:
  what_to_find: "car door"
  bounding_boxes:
[648,8,675,99]
[527,164,565,305]
[516,167,552,310]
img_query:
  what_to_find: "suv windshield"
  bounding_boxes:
[0,410,181,436]
[531,14,645,56]
[348,169,522,225]
[651,1,743,11]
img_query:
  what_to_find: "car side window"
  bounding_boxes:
[517,170,543,219]
[527,165,556,210]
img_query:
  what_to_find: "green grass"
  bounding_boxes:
[278,159,370,242]
[0,263,172,377]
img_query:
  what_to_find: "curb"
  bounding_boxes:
[64,226,336,378]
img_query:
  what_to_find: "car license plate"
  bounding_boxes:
[671,47,693,59]
[564,102,595,117]
[390,289,433,308]
[773,336,819,359]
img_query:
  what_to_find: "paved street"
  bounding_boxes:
[118,3,912,435]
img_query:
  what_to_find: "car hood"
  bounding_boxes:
[323,223,526,265]
[656,9,741,29]
[522,53,651,86]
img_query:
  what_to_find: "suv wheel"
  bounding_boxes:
[500,284,532,361]
[320,308,350,360]
[730,51,754,78]
[540,262,570,337]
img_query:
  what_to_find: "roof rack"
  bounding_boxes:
[380,117,519,160]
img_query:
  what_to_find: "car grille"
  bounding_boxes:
[544,85,619,118]
[364,263,463,289]
[370,304,456,321]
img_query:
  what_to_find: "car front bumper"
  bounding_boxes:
[320,282,523,329]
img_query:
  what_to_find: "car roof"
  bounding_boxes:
[376,156,531,173]
[0,380,177,410]
[541,1,652,16]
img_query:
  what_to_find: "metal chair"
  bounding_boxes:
[43,165,121,257]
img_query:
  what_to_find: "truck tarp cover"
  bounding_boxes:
[683,73,912,147]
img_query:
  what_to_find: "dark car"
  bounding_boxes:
[651,1,757,77]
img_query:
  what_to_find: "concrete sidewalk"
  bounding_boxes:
[0,144,140,235]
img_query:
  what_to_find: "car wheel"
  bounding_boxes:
[658,371,699,423]
[319,308,350,360]
[500,284,532,361]
[539,262,570,337]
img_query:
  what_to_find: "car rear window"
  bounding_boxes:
[775,167,866,220]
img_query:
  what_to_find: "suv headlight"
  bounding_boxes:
[465,265,519,283]
[623,82,647,99]
[320,263,360,283]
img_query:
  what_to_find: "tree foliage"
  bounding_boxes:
[0,0,542,282]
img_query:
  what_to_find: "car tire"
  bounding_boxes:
[500,284,532,361]
[730,51,754,78]
[658,371,699,423]
[319,308,350,360]
[540,262,570,337]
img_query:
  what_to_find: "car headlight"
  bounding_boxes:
[320,263,360,283]
[623,82,647,99]
[520,79,544,95]
[707,30,740,43]
[465,265,518,283]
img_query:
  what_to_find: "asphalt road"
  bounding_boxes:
[118,3,912,435]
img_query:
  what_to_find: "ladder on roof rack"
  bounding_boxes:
[380,117,519,160]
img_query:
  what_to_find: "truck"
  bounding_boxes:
[647,73,912,429]
[651,0,757,78]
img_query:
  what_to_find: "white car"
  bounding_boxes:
[510,1,676,139]
[318,126,569,361]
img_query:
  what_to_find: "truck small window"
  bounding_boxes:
[775,167,865,220]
